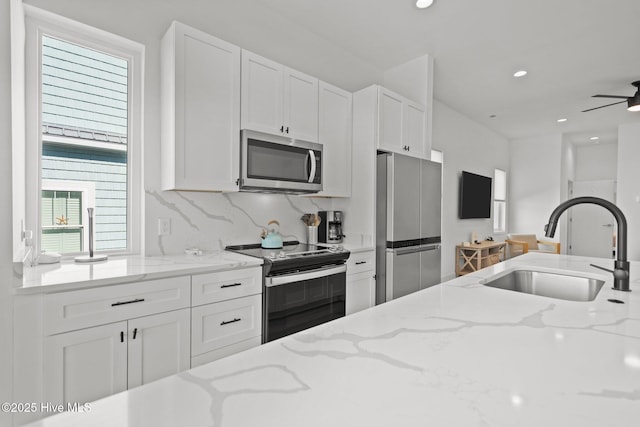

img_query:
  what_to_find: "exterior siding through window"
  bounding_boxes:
[40,35,129,253]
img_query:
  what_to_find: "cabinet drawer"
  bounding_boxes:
[44,277,191,335]
[192,267,262,306]
[191,294,262,356]
[347,251,375,275]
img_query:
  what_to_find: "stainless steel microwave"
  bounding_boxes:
[240,130,322,194]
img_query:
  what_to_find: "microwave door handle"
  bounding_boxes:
[307,150,316,183]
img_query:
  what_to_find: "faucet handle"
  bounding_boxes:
[590,263,629,280]
[590,263,613,274]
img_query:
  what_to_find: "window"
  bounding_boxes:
[41,179,95,253]
[493,169,507,233]
[25,7,143,256]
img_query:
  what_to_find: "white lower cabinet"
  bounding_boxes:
[44,309,190,405]
[346,250,376,315]
[127,309,191,388]
[22,268,263,422]
[44,321,128,405]
[191,267,263,367]
[346,273,376,315]
[41,276,191,408]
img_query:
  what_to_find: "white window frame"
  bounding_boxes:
[41,179,96,254]
[24,5,144,257]
[493,168,507,233]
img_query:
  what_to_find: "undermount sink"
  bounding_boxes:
[481,270,605,302]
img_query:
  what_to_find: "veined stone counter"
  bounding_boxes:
[15,251,263,294]
[24,253,640,426]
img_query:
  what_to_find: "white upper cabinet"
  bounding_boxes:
[376,86,428,159]
[161,21,241,191]
[404,100,427,158]
[316,81,352,197]
[241,50,319,142]
[284,67,319,142]
[240,51,283,136]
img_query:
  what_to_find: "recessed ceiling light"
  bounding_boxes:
[557,118,567,123]
[590,136,599,140]
[416,0,434,9]
[513,70,528,78]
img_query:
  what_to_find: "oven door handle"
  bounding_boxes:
[266,264,347,287]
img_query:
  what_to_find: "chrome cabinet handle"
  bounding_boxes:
[355,261,367,265]
[220,318,241,326]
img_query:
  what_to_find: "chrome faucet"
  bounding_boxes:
[544,196,630,292]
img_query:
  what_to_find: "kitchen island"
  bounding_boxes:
[24,253,640,426]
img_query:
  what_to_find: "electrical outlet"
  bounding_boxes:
[158,218,171,236]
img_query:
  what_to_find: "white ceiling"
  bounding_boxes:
[256,0,640,144]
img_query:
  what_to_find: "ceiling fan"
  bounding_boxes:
[582,80,640,112]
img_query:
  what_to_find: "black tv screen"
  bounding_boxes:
[459,171,492,219]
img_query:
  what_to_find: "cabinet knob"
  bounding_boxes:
[285,127,289,134]
[280,125,284,133]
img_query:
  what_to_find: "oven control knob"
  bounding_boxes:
[278,251,286,258]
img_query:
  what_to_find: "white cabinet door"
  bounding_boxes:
[346,273,375,315]
[161,21,241,191]
[405,100,426,157]
[127,309,190,389]
[241,50,319,142]
[44,322,128,405]
[376,86,428,158]
[241,50,284,136]
[378,87,404,153]
[317,81,352,197]
[284,67,319,142]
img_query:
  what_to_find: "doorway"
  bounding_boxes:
[567,180,616,258]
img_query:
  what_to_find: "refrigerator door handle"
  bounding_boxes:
[421,243,441,251]
[393,244,440,256]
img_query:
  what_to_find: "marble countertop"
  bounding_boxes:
[15,241,375,294]
[25,253,640,426]
[15,251,263,294]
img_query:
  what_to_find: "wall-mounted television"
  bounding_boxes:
[459,171,492,219]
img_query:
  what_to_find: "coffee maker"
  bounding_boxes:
[318,211,344,244]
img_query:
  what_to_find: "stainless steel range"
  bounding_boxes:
[226,241,350,342]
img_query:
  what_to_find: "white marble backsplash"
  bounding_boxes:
[145,191,335,256]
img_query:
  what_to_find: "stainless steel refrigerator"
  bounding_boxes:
[376,152,442,303]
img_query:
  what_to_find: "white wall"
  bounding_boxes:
[559,135,576,250]
[575,143,617,181]
[432,100,509,280]
[1,0,15,424]
[617,122,640,261]
[509,133,563,238]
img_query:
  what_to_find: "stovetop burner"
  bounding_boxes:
[226,241,349,275]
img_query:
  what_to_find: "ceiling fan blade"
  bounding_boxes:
[582,100,627,112]
[592,94,629,99]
